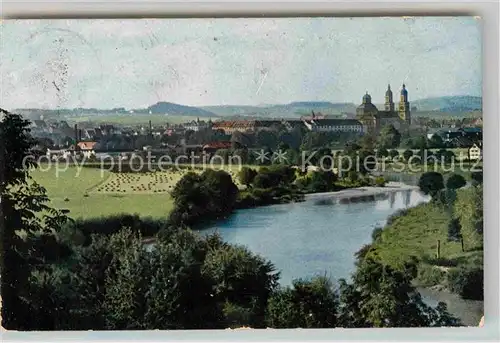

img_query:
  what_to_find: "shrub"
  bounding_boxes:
[374,176,386,187]
[418,172,444,199]
[389,149,399,160]
[371,226,383,242]
[222,302,253,328]
[470,171,483,185]
[417,264,446,287]
[447,266,483,300]
[403,149,414,161]
[446,174,466,190]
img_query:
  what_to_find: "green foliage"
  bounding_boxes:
[418,172,445,199]
[389,149,399,160]
[435,149,455,164]
[357,149,377,174]
[214,149,230,163]
[371,226,384,242]
[412,135,428,150]
[238,167,258,187]
[203,242,280,327]
[428,134,445,149]
[266,276,338,328]
[416,264,446,287]
[374,176,387,187]
[339,258,460,327]
[252,165,296,189]
[446,173,466,190]
[376,148,389,159]
[358,134,376,150]
[447,218,461,242]
[313,147,335,169]
[306,171,338,193]
[470,170,483,185]
[403,149,414,161]
[60,214,169,245]
[1,110,71,330]
[377,125,401,149]
[447,266,484,300]
[453,185,483,250]
[169,169,238,227]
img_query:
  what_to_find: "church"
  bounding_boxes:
[355,83,411,134]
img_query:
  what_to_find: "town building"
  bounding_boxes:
[184,118,212,132]
[356,84,411,134]
[302,114,363,133]
[211,119,295,135]
[468,143,483,161]
[202,141,233,154]
[77,141,97,158]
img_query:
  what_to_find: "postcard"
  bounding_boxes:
[0,17,483,331]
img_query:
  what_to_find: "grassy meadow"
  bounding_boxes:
[366,202,483,287]
[30,164,245,219]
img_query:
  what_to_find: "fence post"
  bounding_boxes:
[436,239,441,259]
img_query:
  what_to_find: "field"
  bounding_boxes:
[31,164,244,219]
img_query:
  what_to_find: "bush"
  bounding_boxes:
[222,302,253,328]
[447,267,483,300]
[374,176,386,187]
[447,218,461,242]
[417,264,446,287]
[446,174,466,190]
[403,149,414,161]
[470,171,483,185]
[389,149,399,160]
[371,226,383,242]
[418,172,444,199]
[63,214,169,244]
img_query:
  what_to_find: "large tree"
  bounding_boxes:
[169,169,238,227]
[1,109,70,329]
[377,125,401,149]
[266,276,338,328]
[339,258,460,327]
[418,172,445,200]
[453,185,483,250]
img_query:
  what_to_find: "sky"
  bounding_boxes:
[0,17,482,109]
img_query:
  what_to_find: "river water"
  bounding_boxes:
[201,189,483,326]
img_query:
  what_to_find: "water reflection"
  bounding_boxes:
[203,189,429,285]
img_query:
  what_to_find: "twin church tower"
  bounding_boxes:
[385,83,411,123]
[356,83,411,134]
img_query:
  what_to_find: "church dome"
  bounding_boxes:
[401,83,408,96]
[362,92,372,104]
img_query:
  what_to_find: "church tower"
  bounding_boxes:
[384,84,395,112]
[398,83,411,125]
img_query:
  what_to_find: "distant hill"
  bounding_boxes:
[410,96,482,112]
[202,102,357,118]
[10,96,481,122]
[142,102,216,117]
[202,97,481,118]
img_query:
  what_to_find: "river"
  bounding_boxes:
[201,188,483,326]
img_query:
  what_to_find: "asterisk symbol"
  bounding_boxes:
[272,149,288,163]
[254,149,270,163]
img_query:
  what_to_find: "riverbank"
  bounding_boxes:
[305,182,419,201]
